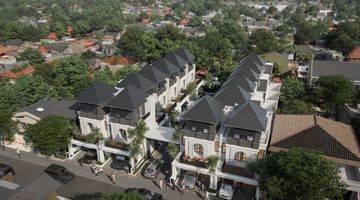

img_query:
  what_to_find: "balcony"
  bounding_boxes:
[73,134,100,144]
[172,93,186,102]
[78,111,104,120]
[105,139,129,151]
[163,102,177,113]
[226,138,259,149]
[110,117,136,127]
[180,153,209,168]
[222,161,255,178]
[183,130,215,141]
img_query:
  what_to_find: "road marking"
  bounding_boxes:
[0,180,19,190]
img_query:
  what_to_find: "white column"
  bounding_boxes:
[171,165,178,180]
[97,142,105,163]
[255,187,260,200]
[130,157,135,173]
[210,173,218,190]
[68,144,76,159]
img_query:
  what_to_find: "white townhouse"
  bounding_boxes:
[171,55,281,198]
[69,48,198,172]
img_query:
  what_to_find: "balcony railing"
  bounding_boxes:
[73,134,99,144]
[105,139,129,151]
[172,93,186,102]
[163,102,177,113]
[156,112,166,124]
[180,153,209,168]
[183,130,215,141]
[78,111,104,120]
[110,117,136,126]
[222,161,255,178]
[226,138,259,149]
[178,71,186,78]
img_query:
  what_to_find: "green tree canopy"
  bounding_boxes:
[0,109,16,141]
[25,116,74,156]
[249,149,346,200]
[249,29,280,54]
[17,48,45,65]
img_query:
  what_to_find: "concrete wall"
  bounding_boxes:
[184,136,216,158]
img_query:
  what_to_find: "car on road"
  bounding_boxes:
[218,183,234,200]
[79,150,97,164]
[125,188,163,200]
[110,155,131,172]
[44,164,74,184]
[144,159,163,178]
[181,171,197,189]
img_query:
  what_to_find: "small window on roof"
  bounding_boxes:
[234,133,240,139]
[191,126,197,131]
[203,129,209,134]
[247,136,254,142]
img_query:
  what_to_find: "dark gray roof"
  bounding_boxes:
[106,84,148,111]
[238,54,265,73]
[214,85,251,106]
[264,64,273,75]
[117,72,155,92]
[77,81,117,105]
[230,65,260,82]
[138,65,167,84]
[182,95,224,124]
[152,57,179,75]
[47,43,68,52]
[164,52,187,68]
[258,79,268,92]
[224,101,268,131]
[174,48,195,62]
[222,75,256,92]
[1,39,24,47]
[6,174,61,200]
[312,60,360,81]
[17,99,77,120]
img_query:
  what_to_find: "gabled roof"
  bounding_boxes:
[174,48,195,62]
[138,65,167,84]
[222,75,256,92]
[270,115,360,167]
[230,65,260,82]
[238,54,265,73]
[77,81,117,105]
[347,47,360,60]
[214,85,251,106]
[164,52,187,68]
[224,101,268,131]
[106,84,148,111]
[117,72,155,92]
[152,58,179,75]
[312,60,360,81]
[182,95,224,124]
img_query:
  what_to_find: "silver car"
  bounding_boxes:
[218,183,234,200]
[144,159,163,178]
[181,171,197,189]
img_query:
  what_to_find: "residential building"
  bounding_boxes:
[270,115,360,199]
[100,56,138,72]
[308,60,360,87]
[171,54,281,198]
[69,48,198,173]
[347,47,360,62]
[338,104,360,139]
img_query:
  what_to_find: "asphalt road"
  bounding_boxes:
[0,155,125,200]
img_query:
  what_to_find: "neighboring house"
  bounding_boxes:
[43,32,57,43]
[171,54,281,198]
[100,56,138,72]
[13,99,77,133]
[338,104,360,139]
[307,60,360,87]
[270,114,360,199]
[0,66,34,80]
[347,47,360,62]
[70,48,198,173]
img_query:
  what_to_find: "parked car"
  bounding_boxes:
[80,150,97,164]
[181,171,197,189]
[44,164,74,184]
[144,159,163,178]
[218,183,234,200]
[125,188,163,200]
[0,163,15,181]
[110,155,131,172]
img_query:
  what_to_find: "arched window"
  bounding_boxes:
[235,152,247,162]
[120,129,127,141]
[87,123,94,132]
[194,144,203,155]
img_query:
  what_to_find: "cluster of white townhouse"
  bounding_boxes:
[69,48,199,172]
[171,54,281,196]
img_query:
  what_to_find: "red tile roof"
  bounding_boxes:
[347,47,360,61]
[75,39,96,48]
[0,66,35,80]
[45,32,57,40]
[0,45,8,56]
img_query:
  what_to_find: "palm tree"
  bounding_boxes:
[167,143,180,160]
[172,125,183,142]
[207,155,219,189]
[128,121,149,158]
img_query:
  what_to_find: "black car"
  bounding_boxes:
[125,188,163,200]
[80,150,97,164]
[44,164,74,184]
[110,155,131,172]
[0,163,15,178]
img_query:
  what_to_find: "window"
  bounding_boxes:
[222,143,226,153]
[163,96,166,105]
[194,144,203,155]
[120,129,127,141]
[125,114,131,120]
[214,141,219,152]
[247,136,254,142]
[21,123,28,130]
[87,123,94,131]
[174,87,177,96]
[183,80,185,87]
[203,129,209,134]
[234,133,240,139]
[258,150,265,159]
[235,152,247,161]
[182,135,185,145]
[191,126,197,131]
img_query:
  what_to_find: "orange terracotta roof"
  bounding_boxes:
[196,69,208,76]
[103,56,137,66]
[38,46,48,54]
[0,45,8,56]
[142,19,150,25]
[180,19,190,26]
[45,32,57,40]
[0,66,34,80]
[67,26,73,34]
[347,47,360,61]
[76,39,96,48]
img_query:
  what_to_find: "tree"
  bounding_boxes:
[249,29,280,54]
[0,109,16,144]
[24,116,74,156]
[249,149,346,200]
[115,65,140,80]
[326,20,360,54]
[128,121,149,158]
[155,25,186,41]
[52,56,91,98]
[207,155,219,189]
[167,143,179,160]
[17,48,45,65]
[101,191,143,200]
[95,67,117,86]
[316,75,355,111]
[216,19,247,50]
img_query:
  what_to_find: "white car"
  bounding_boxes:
[218,183,234,200]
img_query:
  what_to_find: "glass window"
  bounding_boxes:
[234,133,240,139]
[214,141,219,152]
[235,152,247,161]
[120,129,127,141]
[191,126,197,131]
[125,114,131,120]
[194,144,203,154]
[203,129,209,134]
[247,136,254,141]
[222,143,226,153]
[87,123,94,131]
